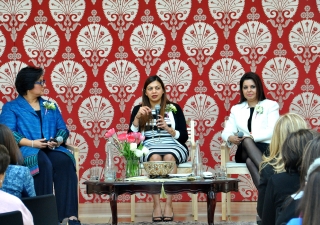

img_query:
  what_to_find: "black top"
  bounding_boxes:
[257,163,275,218]
[248,107,254,132]
[261,172,300,225]
[276,197,301,225]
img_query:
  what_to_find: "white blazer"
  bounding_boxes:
[221,99,279,146]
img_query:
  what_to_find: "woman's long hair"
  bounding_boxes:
[260,113,308,173]
[238,72,266,104]
[299,162,320,225]
[139,75,171,131]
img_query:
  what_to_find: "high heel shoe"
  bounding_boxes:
[152,210,163,222]
[163,207,174,222]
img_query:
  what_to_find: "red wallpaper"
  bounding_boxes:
[0,0,319,204]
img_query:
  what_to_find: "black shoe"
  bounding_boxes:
[68,219,81,225]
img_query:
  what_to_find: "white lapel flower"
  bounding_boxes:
[255,105,263,114]
[43,101,56,114]
[165,104,177,114]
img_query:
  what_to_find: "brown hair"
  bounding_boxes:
[139,75,172,131]
[0,124,23,165]
[0,144,10,174]
[238,72,266,104]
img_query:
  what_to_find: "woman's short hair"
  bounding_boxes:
[281,129,319,173]
[0,144,10,174]
[260,113,308,173]
[15,66,44,96]
[239,72,266,104]
[0,124,23,165]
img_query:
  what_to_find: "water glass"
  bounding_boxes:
[90,167,99,181]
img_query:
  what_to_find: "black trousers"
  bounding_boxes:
[33,149,78,221]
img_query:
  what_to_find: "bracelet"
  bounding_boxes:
[31,140,34,148]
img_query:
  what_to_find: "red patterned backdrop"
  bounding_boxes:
[0,0,320,204]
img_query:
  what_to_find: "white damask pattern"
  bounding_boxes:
[103,0,139,41]
[317,64,320,86]
[49,0,86,41]
[76,24,113,76]
[0,30,5,58]
[0,0,32,41]
[182,22,218,75]
[235,21,272,72]
[157,59,192,102]
[290,92,320,128]
[262,0,298,37]
[51,60,87,113]
[68,131,88,167]
[104,60,139,113]
[289,19,320,73]
[23,24,60,68]
[130,23,166,76]
[262,57,298,110]
[156,0,191,40]
[209,58,244,111]
[78,96,115,148]
[209,0,245,39]
[0,61,27,101]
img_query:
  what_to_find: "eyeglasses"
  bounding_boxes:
[34,80,46,86]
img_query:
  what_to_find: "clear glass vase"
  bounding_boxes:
[125,159,139,178]
[105,141,116,181]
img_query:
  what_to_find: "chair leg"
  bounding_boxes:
[131,195,135,222]
[221,192,226,220]
[192,193,198,220]
[227,192,231,218]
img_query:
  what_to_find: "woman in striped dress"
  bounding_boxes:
[129,75,188,222]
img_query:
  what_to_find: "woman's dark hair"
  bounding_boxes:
[0,124,23,165]
[298,166,320,225]
[15,66,44,96]
[239,72,266,104]
[0,144,10,174]
[281,129,318,173]
[139,75,171,131]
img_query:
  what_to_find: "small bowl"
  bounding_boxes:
[143,161,176,178]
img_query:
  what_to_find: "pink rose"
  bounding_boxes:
[127,134,136,143]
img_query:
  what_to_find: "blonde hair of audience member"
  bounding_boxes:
[298,157,320,225]
[260,113,307,173]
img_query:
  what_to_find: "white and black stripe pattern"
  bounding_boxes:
[141,110,188,164]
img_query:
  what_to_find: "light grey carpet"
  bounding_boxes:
[81,222,256,225]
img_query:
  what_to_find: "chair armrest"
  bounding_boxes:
[220,141,230,167]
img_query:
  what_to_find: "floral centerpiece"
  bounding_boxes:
[104,129,149,177]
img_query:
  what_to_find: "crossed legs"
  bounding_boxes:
[149,153,176,222]
[239,138,263,188]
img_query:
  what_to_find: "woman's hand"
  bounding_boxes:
[32,138,48,149]
[228,135,244,145]
[157,115,168,130]
[135,106,152,119]
[47,137,59,150]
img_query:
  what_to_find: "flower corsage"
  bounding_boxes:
[255,105,263,114]
[165,104,177,114]
[43,101,56,115]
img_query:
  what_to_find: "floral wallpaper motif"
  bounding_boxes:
[0,0,319,204]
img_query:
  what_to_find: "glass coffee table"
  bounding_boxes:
[84,178,239,225]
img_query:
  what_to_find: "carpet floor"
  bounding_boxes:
[81,222,256,225]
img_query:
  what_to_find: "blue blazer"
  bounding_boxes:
[0,95,74,175]
[221,99,279,145]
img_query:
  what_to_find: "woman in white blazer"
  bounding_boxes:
[222,72,280,188]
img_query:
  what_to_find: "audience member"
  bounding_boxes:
[276,134,320,225]
[0,144,34,225]
[261,129,318,225]
[222,72,279,188]
[257,113,307,218]
[287,156,320,225]
[0,124,35,198]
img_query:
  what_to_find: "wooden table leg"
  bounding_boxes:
[207,190,216,225]
[110,192,118,225]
